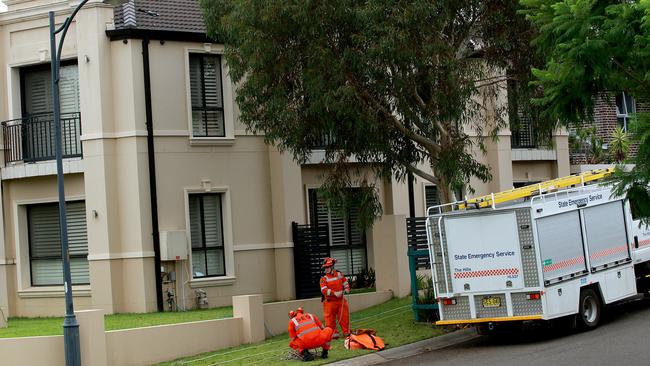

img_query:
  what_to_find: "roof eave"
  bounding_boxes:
[106,28,219,43]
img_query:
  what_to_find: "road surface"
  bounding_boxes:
[383,298,650,366]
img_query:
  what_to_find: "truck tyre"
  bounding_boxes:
[577,288,601,330]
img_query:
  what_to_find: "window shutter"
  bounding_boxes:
[189,54,225,137]
[28,201,89,286]
[59,65,80,114]
[202,194,223,248]
[189,194,226,277]
[24,69,53,115]
[425,185,440,210]
[308,188,367,276]
[188,196,203,249]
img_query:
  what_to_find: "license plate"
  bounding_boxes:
[482,296,501,308]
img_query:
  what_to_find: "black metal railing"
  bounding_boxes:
[2,112,82,164]
[511,119,538,148]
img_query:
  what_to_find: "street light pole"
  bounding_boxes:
[48,1,93,364]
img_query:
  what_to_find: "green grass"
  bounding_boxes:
[157,297,442,366]
[0,306,233,339]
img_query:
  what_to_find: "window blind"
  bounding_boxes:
[28,201,89,286]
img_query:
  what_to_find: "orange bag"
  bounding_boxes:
[344,329,385,351]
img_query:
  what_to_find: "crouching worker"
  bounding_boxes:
[288,308,333,361]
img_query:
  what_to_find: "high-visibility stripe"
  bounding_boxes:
[436,315,543,325]
[292,318,299,327]
[326,277,341,282]
[297,326,319,338]
[321,286,327,291]
[295,319,315,330]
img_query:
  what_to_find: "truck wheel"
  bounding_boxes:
[577,288,601,330]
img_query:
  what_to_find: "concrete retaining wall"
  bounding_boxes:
[0,291,391,365]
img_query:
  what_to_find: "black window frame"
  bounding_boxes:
[308,188,368,276]
[20,59,79,117]
[189,53,226,138]
[189,193,227,278]
[27,200,90,287]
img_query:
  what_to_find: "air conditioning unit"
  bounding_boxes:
[160,231,188,261]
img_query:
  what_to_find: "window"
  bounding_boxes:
[424,184,462,211]
[616,92,635,131]
[28,201,89,286]
[424,185,440,211]
[189,54,225,138]
[16,62,81,162]
[308,189,367,276]
[189,194,226,278]
[21,62,80,116]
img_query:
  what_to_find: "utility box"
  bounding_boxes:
[160,231,188,260]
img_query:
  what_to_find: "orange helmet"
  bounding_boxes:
[289,310,297,319]
[296,307,304,314]
[322,257,337,268]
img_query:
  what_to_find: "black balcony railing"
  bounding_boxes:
[2,112,82,164]
[510,118,538,148]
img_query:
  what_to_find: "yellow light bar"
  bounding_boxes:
[436,315,543,326]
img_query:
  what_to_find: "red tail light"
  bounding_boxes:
[442,298,457,305]
[526,293,541,300]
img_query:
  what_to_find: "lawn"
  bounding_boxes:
[0,306,233,338]
[157,297,443,366]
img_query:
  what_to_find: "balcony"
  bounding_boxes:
[2,112,82,164]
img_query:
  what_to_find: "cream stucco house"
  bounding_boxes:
[0,0,569,318]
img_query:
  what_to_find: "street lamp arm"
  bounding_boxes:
[54,0,91,66]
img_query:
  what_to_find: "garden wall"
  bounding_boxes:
[0,290,392,365]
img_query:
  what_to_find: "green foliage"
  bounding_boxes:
[523,0,650,223]
[609,113,650,226]
[352,267,376,289]
[201,0,542,216]
[569,125,605,164]
[318,169,382,231]
[609,127,631,163]
[415,274,437,322]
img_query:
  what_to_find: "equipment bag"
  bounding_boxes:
[344,329,385,351]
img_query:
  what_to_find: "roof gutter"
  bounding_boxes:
[107,28,217,43]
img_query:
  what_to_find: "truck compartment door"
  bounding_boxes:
[583,201,630,270]
[537,211,587,284]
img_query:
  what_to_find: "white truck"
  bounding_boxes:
[427,172,650,330]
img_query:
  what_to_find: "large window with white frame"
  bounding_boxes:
[189,193,226,278]
[27,201,89,286]
[189,53,225,138]
[616,91,635,131]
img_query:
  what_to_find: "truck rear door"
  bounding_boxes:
[445,211,524,293]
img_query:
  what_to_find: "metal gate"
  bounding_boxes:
[406,217,438,321]
[292,222,331,299]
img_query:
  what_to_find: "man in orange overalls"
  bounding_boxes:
[319,257,350,338]
[288,308,333,361]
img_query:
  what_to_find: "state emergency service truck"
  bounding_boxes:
[426,169,650,330]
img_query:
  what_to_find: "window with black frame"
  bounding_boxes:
[28,201,89,286]
[16,62,81,162]
[189,53,225,138]
[308,188,367,276]
[189,193,226,278]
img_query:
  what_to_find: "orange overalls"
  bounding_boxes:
[288,312,333,353]
[320,270,350,334]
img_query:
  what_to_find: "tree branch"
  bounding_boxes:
[611,58,650,93]
[345,72,442,155]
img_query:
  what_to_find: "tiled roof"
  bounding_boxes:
[113,0,206,34]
